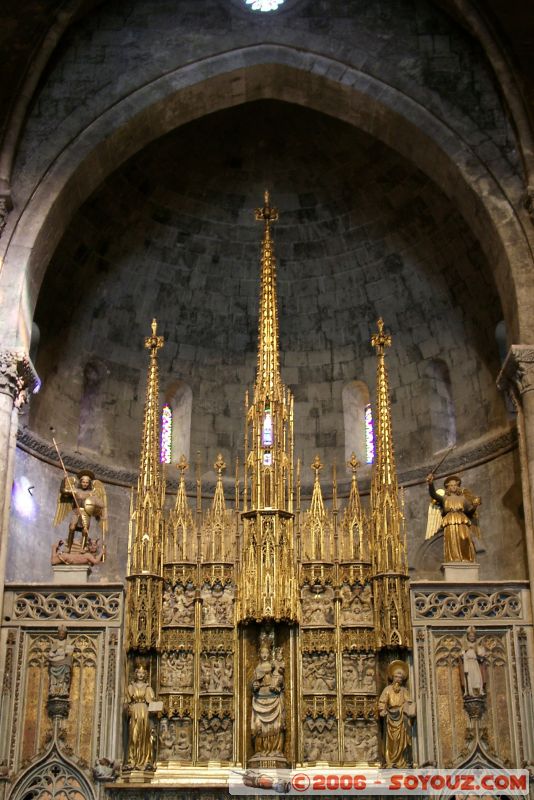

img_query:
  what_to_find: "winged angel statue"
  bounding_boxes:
[54,469,108,554]
[425,473,481,562]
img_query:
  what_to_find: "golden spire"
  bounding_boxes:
[126,319,165,652]
[202,454,231,561]
[371,318,395,491]
[165,456,196,563]
[139,318,164,493]
[340,453,368,562]
[302,455,331,561]
[369,319,411,650]
[254,190,281,403]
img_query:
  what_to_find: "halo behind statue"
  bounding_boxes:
[387,660,409,680]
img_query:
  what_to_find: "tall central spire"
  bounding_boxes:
[254,190,281,403]
[371,318,396,491]
[239,192,298,623]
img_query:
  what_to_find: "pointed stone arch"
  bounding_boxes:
[8,744,95,800]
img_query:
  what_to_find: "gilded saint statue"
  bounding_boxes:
[125,665,155,771]
[378,660,416,768]
[54,469,107,552]
[460,627,487,697]
[47,625,74,698]
[425,473,481,562]
[251,631,286,762]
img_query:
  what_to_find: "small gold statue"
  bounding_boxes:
[425,473,481,562]
[378,660,416,768]
[125,665,155,771]
[54,470,107,552]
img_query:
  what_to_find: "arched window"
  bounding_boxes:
[342,381,374,466]
[161,404,173,463]
[162,381,193,464]
[245,0,285,10]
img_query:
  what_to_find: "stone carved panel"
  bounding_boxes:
[303,716,338,762]
[342,653,376,694]
[10,754,94,800]
[12,590,121,621]
[160,651,194,693]
[301,584,335,627]
[414,590,521,620]
[158,717,192,761]
[339,583,373,625]
[344,720,379,763]
[162,582,196,626]
[201,582,234,626]
[302,653,337,694]
[198,716,233,762]
[200,653,233,694]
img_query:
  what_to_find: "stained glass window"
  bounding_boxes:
[365,403,375,464]
[161,404,172,464]
[245,0,285,11]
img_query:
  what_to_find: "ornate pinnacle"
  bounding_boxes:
[145,318,164,355]
[311,454,323,480]
[371,317,392,354]
[255,189,279,226]
[348,452,360,473]
[214,453,226,475]
[176,455,188,475]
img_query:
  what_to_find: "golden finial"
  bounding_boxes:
[214,454,226,475]
[145,318,164,353]
[348,452,360,473]
[176,455,188,475]
[311,454,323,480]
[371,317,392,353]
[255,189,279,225]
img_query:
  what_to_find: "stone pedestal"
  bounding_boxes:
[441,562,480,582]
[52,565,91,584]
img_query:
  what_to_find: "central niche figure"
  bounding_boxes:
[251,629,286,762]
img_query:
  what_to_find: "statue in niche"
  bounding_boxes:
[125,665,155,771]
[339,583,373,624]
[200,653,233,693]
[201,582,234,626]
[162,582,195,626]
[47,625,74,698]
[198,716,233,761]
[345,721,379,762]
[303,716,337,762]
[303,652,336,693]
[301,584,335,626]
[342,653,375,693]
[160,651,193,692]
[426,473,481,562]
[54,470,107,553]
[460,627,487,697]
[378,660,416,768]
[251,630,285,759]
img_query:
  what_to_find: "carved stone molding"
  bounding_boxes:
[0,350,40,408]
[413,589,522,620]
[10,589,122,622]
[497,345,534,398]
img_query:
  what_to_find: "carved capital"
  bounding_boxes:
[497,345,534,400]
[0,350,40,408]
[524,187,534,224]
[0,195,12,239]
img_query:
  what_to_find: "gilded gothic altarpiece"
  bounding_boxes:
[0,196,532,800]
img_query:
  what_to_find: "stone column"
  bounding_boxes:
[497,346,534,621]
[0,352,40,620]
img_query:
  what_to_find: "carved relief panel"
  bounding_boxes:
[198,715,233,762]
[162,581,196,626]
[302,715,338,763]
[200,653,233,694]
[339,583,373,626]
[342,652,376,694]
[201,581,235,627]
[160,650,194,693]
[158,717,193,761]
[302,653,337,694]
[301,584,335,627]
[344,720,379,763]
